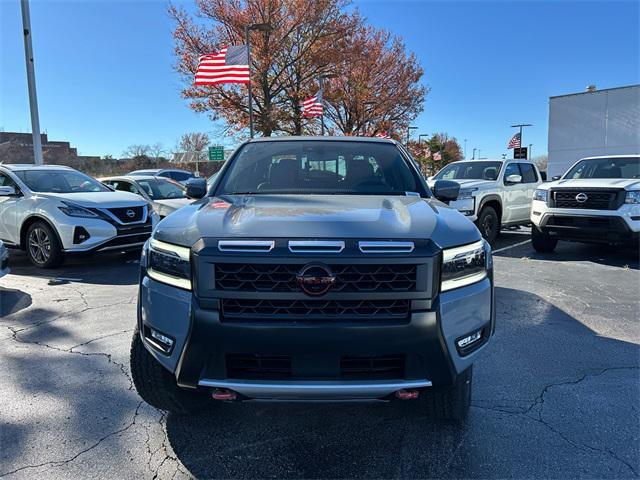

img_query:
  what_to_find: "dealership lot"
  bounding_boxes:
[0,232,638,479]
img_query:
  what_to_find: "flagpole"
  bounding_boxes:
[20,0,43,165]
[319,76,324,136]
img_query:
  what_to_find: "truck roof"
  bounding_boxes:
[0,164,74,171]
[580,154,640,160]
[247,136,396,144]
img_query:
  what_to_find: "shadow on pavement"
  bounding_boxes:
[0,288,32,318]
[164,287,640,479]
[4,249,141,286]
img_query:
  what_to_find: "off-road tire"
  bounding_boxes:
[420,366,473,422]
[130,332,209,415]
[477,206,500,244]
[25,221,63,269]
[531,225,558,253]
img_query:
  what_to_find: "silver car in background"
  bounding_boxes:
[0,240,9,278]
[100,176,194,219]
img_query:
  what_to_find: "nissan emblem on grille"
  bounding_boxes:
[126,209,136,218]
[575,193,588,203]
[296,263,336,296]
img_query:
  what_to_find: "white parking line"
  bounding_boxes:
[493,239,531,254]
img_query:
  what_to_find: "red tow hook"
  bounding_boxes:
[212,388,237,401]
[395,389,419,400]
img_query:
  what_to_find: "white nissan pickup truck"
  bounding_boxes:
[429,159,543,243]
[530,155,640,252]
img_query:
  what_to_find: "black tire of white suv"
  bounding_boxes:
[477,206,500,244]
[531,226,558,253]
[130,332,210,415]
[26,221,64,269]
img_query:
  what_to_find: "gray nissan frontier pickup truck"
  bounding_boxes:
[131,136,495,421]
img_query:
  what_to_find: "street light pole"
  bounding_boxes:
[20,0,43,165]
[472,148,477,160]
[245,22,272,139]
[510,123,532,157]
[529,143,533,160]
[406,126,417,144]
[464,138,467,159]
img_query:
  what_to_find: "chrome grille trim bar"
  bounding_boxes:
[358,241,415,253]
[218,240,275,252]
[288,241,345,253]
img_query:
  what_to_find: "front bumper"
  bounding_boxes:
[531,200,640,244]
[138,270,494,400]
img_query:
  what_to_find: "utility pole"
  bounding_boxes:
[529,143,533,160]
[20,0,43,165]
[472,148,477,160]
[464,138,467,159]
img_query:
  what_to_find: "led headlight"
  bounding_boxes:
[625,190,640,204]
[58,201,98,218]
[533,189,548,202]
[147,238,192,290]
[441,240,488,292]
[457,188,478,200]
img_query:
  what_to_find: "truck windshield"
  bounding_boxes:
[564,157,640,179]
[216,141,423,195]
[434,161,502,181]
[15,170,109,193]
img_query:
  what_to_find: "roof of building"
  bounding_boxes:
[549,84,640,100]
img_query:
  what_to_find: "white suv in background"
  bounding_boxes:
[429,159,542,243]
[530,155,640,252]
[0,164,159,268]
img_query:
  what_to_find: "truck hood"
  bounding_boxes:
[154,198,193,211]
[426,179,495,190]
[36,191,147,208]
[542,178,640,190]
[154,195,481,250]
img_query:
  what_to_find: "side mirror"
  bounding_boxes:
[185,178,207,199]
[540,171,547,181]
[551,175,561,181]
[0,186,17,197]
[432,180,460,203]
[505,174,522,185]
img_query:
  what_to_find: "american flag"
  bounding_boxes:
[374,131,391,139]
[507,132,521,149]
[301,91,323,118]
[195,46,250,85]
[433,151,442,161]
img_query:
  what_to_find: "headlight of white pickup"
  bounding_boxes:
[533,189,548,202]
[441,240,488,292]
[625,190,640,204]
[147,238,192,290]
[457,188,478,200]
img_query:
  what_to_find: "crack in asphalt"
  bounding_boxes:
[7,325,135,390]
[0,400,145,478]
[473,366,640,476]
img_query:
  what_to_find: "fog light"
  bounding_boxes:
[144,326,175,354]
[457,330,482,349]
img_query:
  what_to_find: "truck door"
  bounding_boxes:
[502,163,529,223]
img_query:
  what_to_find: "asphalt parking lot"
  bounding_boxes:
[1,230,638,479]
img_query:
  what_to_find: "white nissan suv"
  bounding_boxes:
[530,155,640,252]
[0,164,158,268]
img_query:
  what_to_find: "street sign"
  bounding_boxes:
[208,145,224,161]
[513,147,528,159]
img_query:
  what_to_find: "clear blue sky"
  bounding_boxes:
[1,0,638,159]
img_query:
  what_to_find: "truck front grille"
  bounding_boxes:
[221,298,410,321]
[226,354,292,380]
[340,355,405,380]
[551,190,621,210]
[215,263,417,293]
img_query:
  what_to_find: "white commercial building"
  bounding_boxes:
[547,84,640,178]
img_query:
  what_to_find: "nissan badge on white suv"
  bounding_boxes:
[0,164,159,268]
[530,155,640,252]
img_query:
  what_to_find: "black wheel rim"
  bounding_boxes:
[28,227,51,265]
